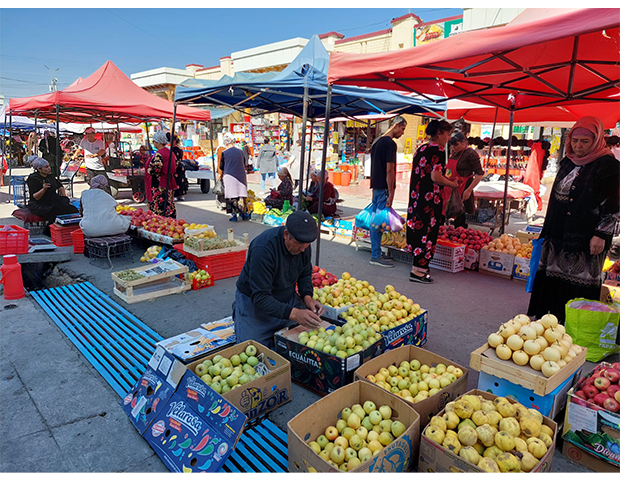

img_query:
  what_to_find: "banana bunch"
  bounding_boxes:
[381,231,407,249]
[253,202,267,214]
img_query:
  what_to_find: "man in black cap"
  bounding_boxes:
[233,210,324,348]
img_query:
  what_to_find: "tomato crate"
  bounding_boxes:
[0,225,29,255]
[71,228,85,254]
[50,223,81,247]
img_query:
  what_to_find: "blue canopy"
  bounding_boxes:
[174,35,442,120]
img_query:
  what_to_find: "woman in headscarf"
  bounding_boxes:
[168,133,189,201]
[305,169,338,217]
[220,132,249,221]
[79,175,130,237]
[264,167,293,210]
[145,130,178,218]
[26,157,78,222]
[528,116,620,324]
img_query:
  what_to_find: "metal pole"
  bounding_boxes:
[297,86,309,205]
[486,107,498,170]
[306,119,315,191]
[315,85,332,266]
[501,105,515,235]
[209,119,217,176]
[8,110,12,194]
[162,103,177,216]
[55,105,61,178]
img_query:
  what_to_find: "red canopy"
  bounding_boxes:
[8,61,210,123]
[328,8,620,113]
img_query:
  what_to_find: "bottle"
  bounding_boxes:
[0,254,25,300]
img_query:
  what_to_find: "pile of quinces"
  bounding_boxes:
[252,201,267,215]
[296,325,381,358]
[140,245,161,262]
[487,313,584,378]
[423,394,554,472]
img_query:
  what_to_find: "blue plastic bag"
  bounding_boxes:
[370,207,404,232]
[354,203,373,231]
[526,237,544,293]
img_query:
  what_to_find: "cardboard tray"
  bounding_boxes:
[185,340,292,422]
[156,327,234,363]
[470,342,587,396]
[418,389,558,473]
[354,345,469,427]
[562,440,620,473]
[287,380,420,473]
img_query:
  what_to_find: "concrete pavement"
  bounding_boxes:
[1,171,611,472]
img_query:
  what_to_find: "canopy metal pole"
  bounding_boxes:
[315,85,332,266]
[297,86,309,205]
[501,103,515,235]
[7,110,12,193]
[486,107,498,170]
[306,119,315,190]
[55,105,61,178]
[209,119,217,175]
[163,103,177,216]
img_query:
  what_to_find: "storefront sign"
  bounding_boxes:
[415,18,463,46]
[416,125,427,140]
[279,113,294,121]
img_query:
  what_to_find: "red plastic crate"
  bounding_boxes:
[0,225,29,255]
[50,223,81,247]
[71,228,85,254]
[174,244,246,281]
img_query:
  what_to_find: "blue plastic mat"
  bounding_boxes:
[31,281,289,472]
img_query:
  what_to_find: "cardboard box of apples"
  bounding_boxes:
[419,389,558,473]
[287,380,420,472]
[562,361,620,468]
[354,345,469,427]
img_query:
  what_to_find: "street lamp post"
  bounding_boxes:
[44,65,59,92]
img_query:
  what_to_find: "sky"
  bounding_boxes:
[0,7,463,100]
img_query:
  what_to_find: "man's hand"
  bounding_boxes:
[304,296,325,316]
[590,236,606,256]
[386,192,395,208]
[290,307,321,329]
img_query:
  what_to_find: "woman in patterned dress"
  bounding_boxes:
[145,130,178,218]
[406,120,459,284]
[528,116,619,324]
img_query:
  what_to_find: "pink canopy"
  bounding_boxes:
[328,8,620,113]
[8,61,211,123]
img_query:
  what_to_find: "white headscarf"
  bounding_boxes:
[153,130,168,146]
[223,132,235,146]
[31,157,49,170]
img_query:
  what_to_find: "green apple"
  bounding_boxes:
[247,356,259,367]
[195,364,207,376]
[369,410,382,425]
[363,401,376,414]
[209,365,221,377]
[200,374,212,384]
[379,405,392,420]
[391,421,407,438]
[201,359,213,369]
[317,435,329,449]
[362,416,373,431]
[210,382,222,393]
[410,359,421,371]
[220,367,233,380]
[226,374,239,387]
[212,355,223,364]
[239,352,248,363]
[231,354,241,366]
[245,344,257,357]
[220,358,232,368]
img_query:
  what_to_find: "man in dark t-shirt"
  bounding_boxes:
[368,116,407,267]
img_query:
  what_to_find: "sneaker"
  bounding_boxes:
[380,254,394,263]
[229,215,238,222]
[370,257,394,268]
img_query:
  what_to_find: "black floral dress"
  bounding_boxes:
[406,142,446,269]
[147,152,177,218]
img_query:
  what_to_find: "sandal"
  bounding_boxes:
[409,271,434,284]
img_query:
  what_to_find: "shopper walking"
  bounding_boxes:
[406,120,458,284]
[285,139,303,189]
[145,130,177,218]
[444,132,484,228]
[256,137,278,193]
[528,116,619,324]
[220,133,248,222]
[368,115,407,268]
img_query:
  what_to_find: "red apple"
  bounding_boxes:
[571,396,588,407]
[575,390,588,400]
[604,368,620,384]
[312,265,319,273]
[594,377,611,391]
[593,392,610,407]
[583,384,599,398]
[584,377,596,387]
[612,362,620,371]
[603,397,620,413]
[607,385,620,398]
[616,391,620,403]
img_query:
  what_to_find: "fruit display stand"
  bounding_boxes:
[186,340,291,422]
[470,343,587,397]
[418,389,558,473]
[562,362,620,469]
[182,230,249,258]
[111,259,191,304]
[287,380,421,473]
[354,345,469,427]
[173,244,246,281]
[274,320,384,396]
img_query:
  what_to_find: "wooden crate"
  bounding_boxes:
[182,232,249,258]
[112,259,190,304]
[469,342,587,396]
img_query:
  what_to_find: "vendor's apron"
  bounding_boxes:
[233,290,301,349]
[441,153,472,216]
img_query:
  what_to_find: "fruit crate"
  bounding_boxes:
[175,244,246,281]
[434,239,466,261]
[386,246,412,264]
[429,256,465,273]
[0,225,29,255]
[470,342,588,396]
[71,228,85,254]
[191,275,214,290]
[50,223,80,247]
[182,232,249,258]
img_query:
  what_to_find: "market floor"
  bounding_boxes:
[0,173,614,473]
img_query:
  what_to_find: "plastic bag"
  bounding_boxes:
[354,203,373,231]
[159,245,197,272]
[370,207,404,232]
[444,188,465,218]
[387,208,404,232]
[525,237,544,293]
[565,298,620,362]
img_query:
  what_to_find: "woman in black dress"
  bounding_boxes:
[168,134,188,201]
[27,157,78,223]
[528,116,619,324]
[406,120,459,284]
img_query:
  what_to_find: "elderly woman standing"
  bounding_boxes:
[26,157,78,222]
[220,133,249,222]
[528,116,620,324]
[79,175,130,237]
[145,130,178,218]
[265,167,293,210]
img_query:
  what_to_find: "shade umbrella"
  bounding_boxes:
[328,8,620,232]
